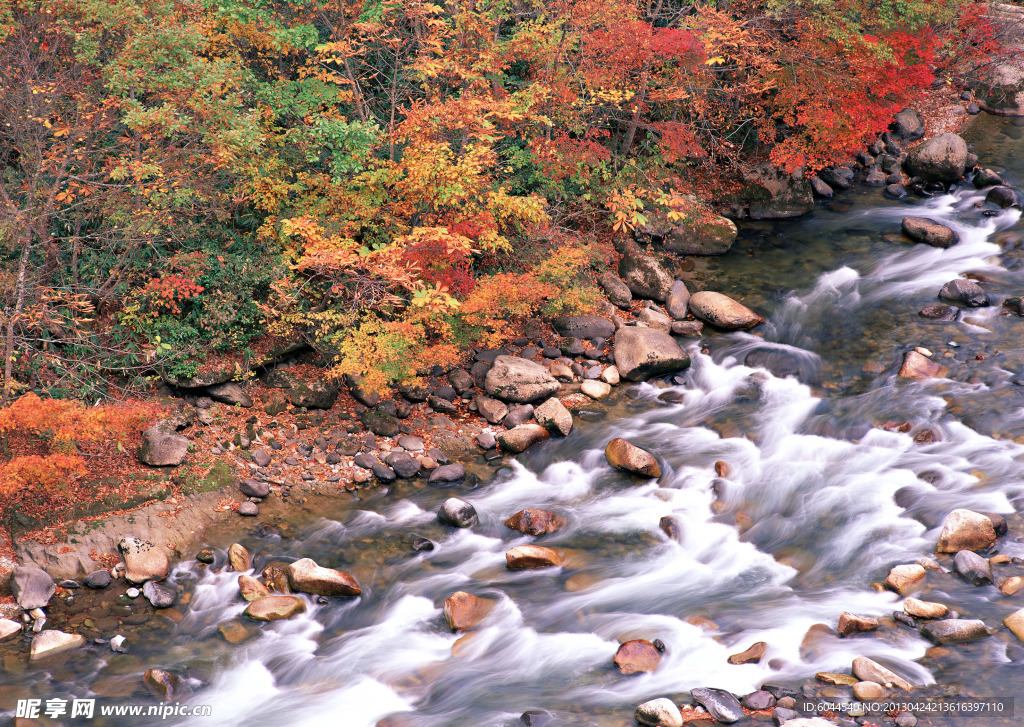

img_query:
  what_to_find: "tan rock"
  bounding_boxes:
[898,351,943,379]
[534,397,573,436]
[238,574,270,602]
[118,537,170,584]
[261,562,292,593]
[0,618,21,641]
[605,438,661,478]
[497,424,550,453]
[30,630,85,660]
[549,363,574,382]
[442,592,495,632]
[613,639,661,674]
[143,668,181,700]
[580,380,612,400]
[287,558,361,598]
[852,656,912,690]
[228,543,251,572]
[504,509,566,536]
[505,545,561,569]
[1000,576,1024,596]
[727,641,766,665]
[1005,609,1024,642]
[244,595,306,621]
[853,681,885,701]
[816,672,859,686]
[714,461,731,478]
[936,509,997,553]
[838,612,879,637]
[885,564,926,595]
[219,621,253,644]
[600,366,620,385]
[903,597,948,619]
[687,291,765,330]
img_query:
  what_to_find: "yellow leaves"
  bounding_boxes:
[705,57,726,65]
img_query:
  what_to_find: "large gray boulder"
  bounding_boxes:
[205,382,253,407]
[11,567,55,609]
[904,133,969,183]
[745,162,813,219]
[975,50,1024,116]
[618,247,673,301]
[138,422,188,466]
[613,327,690,382]
[485,356,560,403]
[551,315,615,340]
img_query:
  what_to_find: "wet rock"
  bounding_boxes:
[884,183,909,200]
[810,176,833,198]
[865,168,888,186]
[690,687,744,723]
[475,396,509,424]
[637,307,673,333]
[605,438,661,478]
[772,707,803,724]
[895,712,918,727]
[939,278,988,307]
[552,315,615,340]
[477,431,496,449]
[143,668,182,700]
[820,166,855,190]
[853,681,885,701]
[742,690,776,710]
[974,168,1003,188]
[580,380,611,400]
[727,641,767,665]
[613,639,661,674]
[670,320,704,336]
[601,366,620,385]
[1000,576,1024,596]
[987,185,1021,208]
[816,672,859,686]
[884,564,926,594]
[953,549,992,585]
[370,462,396,483]
[687,291,765,330]
[918,305,958,321]
[891,108,925,141]
[659,515,682,542]
[901,216,959,248]
[619,246,674,301]
[84,569,112,589]
[898,351,942,379]
[207,382,253,407]
[361,410,400,437]
[239,478,270,498]
[142,581,176,608]
[0,619,22,641]
[219,621,252,644]
[237,574,270,602]
[505,544,561,569]
[30,630,85,660]
[635,698,683,727]
[920,618,992,644]
[119,537,170,584]
[288,558,361,597]
[1004,608,1024,642]
[903,597,947,619]
[238,501,259,516]
[744,349,801,379]
[429,463,466,484]
[385,452,421,478]
[837,612,878,637]
[904,133,968,183]
[613,327,690,382]
[11,567,55,610]
[534,397,573,436]
[485,356,560,403]
[138,422,189,466]
[244,594,306,621]
[599,272,633,308]
[498,423,550,453]
[261,562,292,593]
[936,508,997,552]
[442,591,495,632]
[439,498,478,528]
[504,509,566,536]
[852,656,912,690]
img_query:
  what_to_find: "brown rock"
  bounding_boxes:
[903,597,948,619]
[261,561,293,593]
[287,558,361,598]
[118,537,170,584]
[143,668,182,701]
[1005,608,1024,642]
[504,509,566,536]
[727,641,766,665]
[901,217,960,247]
[238,574,270,602]
[219,621,253,644]
[687,291,765,330]
[885,564,926,595]
[714,461,731,477]
[838,612,879,637]
[534,397,573,436]
[936,508,997,553]
[442,592,495,632]
[898,351,943,379]
[497,424,550,453]
[228,543,251,572]
[853,681,885,701]
[852,656,912,690]
[605,438,661,478]
[244,595,307,621]
[1000,576,1024,596]
[505,545,561,569]
[816,672,859,686]
[613,639,661,674]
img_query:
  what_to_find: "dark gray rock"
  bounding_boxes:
[920,618,991,644]
[239,478,270,498]
[206,382,253,407]
[448,369,474,394]
[429,464,466,484]
[987,186,1021,209]
[385,452,421,478]
[552,315,615,340]
[939,279,988,307]
[428,396,458,414]
[599,273,633,308]
[919,305,958,321]
[12,567,55,609]
[438,497,477,527]
[810,177,833,198]
[370,462,397,482]
[953,549,993,585]
[819,166,855,190]
[904,133,968,183]
[142,580,177,608]
[690,687,744,723]
[503,404,535,428]
[84,570,111,589]
[353,453,378,470]
[360,410,400,437]
[884,184,909,200]
[891,108,925,141]
[742,691,777,711]
[618,246,674,301]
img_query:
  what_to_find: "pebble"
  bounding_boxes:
[126,588,140,599]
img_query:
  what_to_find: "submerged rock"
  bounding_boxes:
[614,639,661,674]
[442,591,495,632]
[953,550,992,586]
[939,279,988,307]
[244,595,306,621]
[898,351,943,380]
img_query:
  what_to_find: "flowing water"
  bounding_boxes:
[4,115,1024,727]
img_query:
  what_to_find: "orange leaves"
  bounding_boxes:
[0,454,87,498]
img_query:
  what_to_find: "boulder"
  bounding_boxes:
[534,397,573,436]
[442,591,494,632]
[618,246,674,301]
[975,56,1024,116]
[244,595,307,621]
[819,166,855,190]
[475,396,509,424]
[898,351,942,379]
[287,558,361,597]
[605,438,661,478]
[286,377,337,409]
[612,327,690,382]
[637,307,672,333]
[727,641,766,665]
[939,279,988,307]
[852,656,912,690]
[904,133,968,183]
[386,452,421,478]
[690,688,744,723]
[599,272,633,308]
[635,698,683,727]
[601,366,620,385]
[884,564,926,594]
[639,207,738,255]
[142,580,176,608]
[428,463,466,484]
[138,422,189,466]
[238,574,270,602]
[987,186,1021,208]
[504,509,566,536]
[361,410,400,437]
[497,424,550,453]
[119,537,170,584]
[746,162,814,219]
[11,567,55,609]
[901,217,959,248]
[439,498,478,528]
[838,612,879,637]
[447,369,474,394]
[953,549,992,585]
[666,281,690,319]
[810,177,834,198]
[903,597,947,619]
[891,108,925,141]
[687,291,765,330]
[30,630,85,660]
[206,382,253,407]
[505,545,561,569]
[613,639,661,674]
[920,618,992,644]
[485,356,560,403]
[936,509,997,553]
[552,315,615,340]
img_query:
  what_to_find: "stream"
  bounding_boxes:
[3,114,1024,727]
